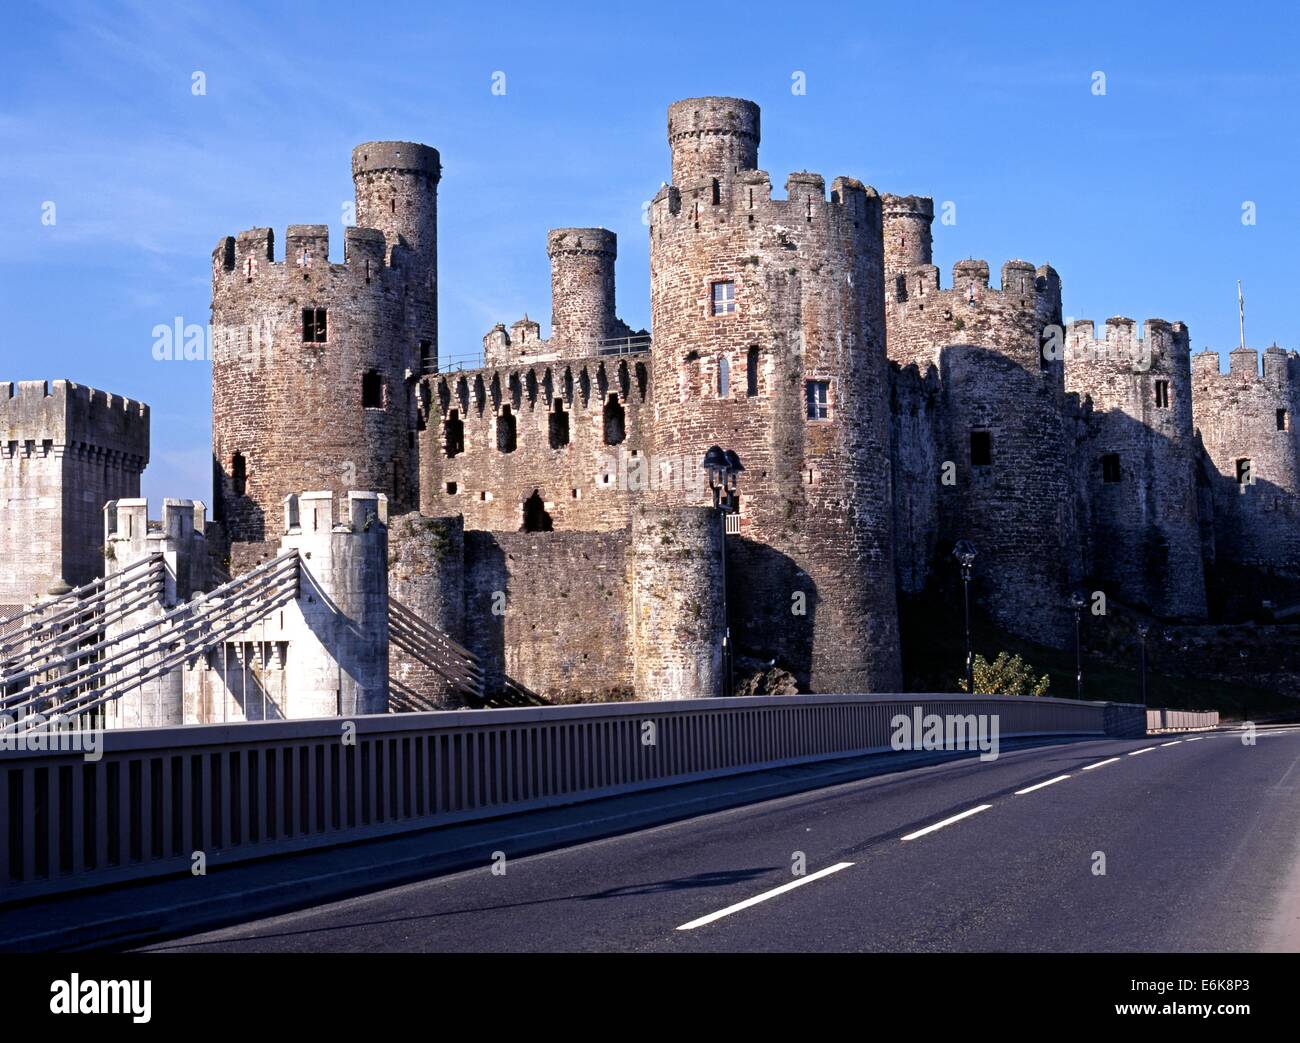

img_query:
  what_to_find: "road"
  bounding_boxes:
[140,727,1300,953]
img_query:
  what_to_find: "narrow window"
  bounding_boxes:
[806,380,830,420]
[1277,409,1288,431]
[717,355,730,398]
[711,178,721,205]
[603,394,626,445]
[362,370,386,408]
[522,490,553,533]
[1154,380,1170,408]
[497,405,517,453]
[1236,458,1253,486]
[711,281,736,316]
[747,346,760,396]
[231,452,247,497]
[970,431,992,467]
[549,399,570,449]
[1101,453,1121,483]
[301,307,327,343]
[444,409,464,458]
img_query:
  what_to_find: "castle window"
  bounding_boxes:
[549,399,570,449]
[717,355,730,397]
[1102,453,1121,483]
[806,380,830,420]
[301,308,327,343]
[445,409,464,458]
[1278,409,1288,431]
[420,340,434,374]
[522,490,553,533]
[446,482,457,495]
[497,406,517,453]
[603,394,626,445]
[970,431,992,467]
[1236,458,1253,486]
[231,452,247,497]
[362,370,386,409]
[711,281,736,316]
[1155,380,1170,408]
[747,346,760,396]
[711,178,721,205]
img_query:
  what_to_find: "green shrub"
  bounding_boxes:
[958,652,1050,696]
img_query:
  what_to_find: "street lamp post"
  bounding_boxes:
[953,540,977,694]
[702,446,743,698]
[1070,590,1087,700]
[1136,622,1149,707]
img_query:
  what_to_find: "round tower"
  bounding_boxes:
[352,141,441,374]
[547,228,617,355]
[631,507,726,699]
[667,97,760,189]
[648,98,902,693]
[882,194,934,285]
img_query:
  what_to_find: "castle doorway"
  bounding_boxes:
[522,490,553,533]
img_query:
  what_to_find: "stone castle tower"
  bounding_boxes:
[882,192,1078,647]
[648,97,902,691]
[211,142,440,562]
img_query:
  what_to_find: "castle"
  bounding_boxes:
[5,96,1299,712]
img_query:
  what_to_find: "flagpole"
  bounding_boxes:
[1238,280,1246,350]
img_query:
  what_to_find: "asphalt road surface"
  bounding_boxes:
[140,727,1300,953]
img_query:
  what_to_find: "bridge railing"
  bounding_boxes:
[1145,708,1220,732]
[0,692,1128,902]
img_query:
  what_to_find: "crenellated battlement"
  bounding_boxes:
[890,257,1058,310]
[1066,316,1190,374]
[283,489,389,536]
[212,224,398,289]
[1192,344,1300,389]
[428,350,651,422]
[0,379,150,462]
[652,167,878,235]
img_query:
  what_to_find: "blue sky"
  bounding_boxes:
[1,0,1296,504]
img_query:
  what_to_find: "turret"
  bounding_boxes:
[882,194,934,285]
[548,228,618,355]
[666,97,760,189]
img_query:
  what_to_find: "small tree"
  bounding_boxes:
[958,652,1050,696]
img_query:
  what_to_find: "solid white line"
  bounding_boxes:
[1082,757,1120,771]
[1128,746,1158,756]
[1015,774,1071,795]
[675,862,855,930]
[900,804,993,841]
[1160,740,1183,747]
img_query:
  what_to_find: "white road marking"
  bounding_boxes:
[1082,757,1120,771]
[1128,746,1158,756]
[1160,740,1183,747]
[676,862,855,930]
[1185,736,1205,742]
[1015,774,1071,795]
[900,804,993,841]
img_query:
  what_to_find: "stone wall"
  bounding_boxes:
[463,529,633,700]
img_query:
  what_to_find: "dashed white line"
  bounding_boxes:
[1160,740,1183,747]
[901,804,993,841]
[1015,774,1071,795]
[1082,756,1120,771]
[1185,736,1206,742]
[676,862,855,930]
[1128,746,1158,756]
